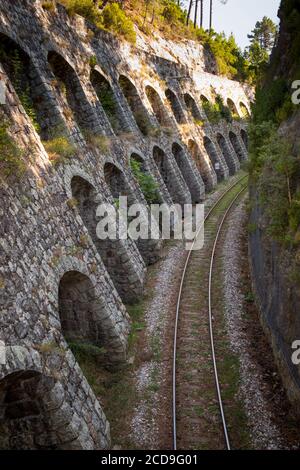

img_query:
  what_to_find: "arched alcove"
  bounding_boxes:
[146,85,171,127]
[184,93,203,123]
[48,51,95,133]
[227,98,239,119]
[0,34,59,140]
[0,371,68,449]
[216,133,236,176]
[153,146,183,204]
[119,75,152,136]
[90,70,126,135]
[203,136,224,183]
[188,140,213,191]
[130,153,160,205]
[165,89,186,124]
[229,131,244,162]
[239,102,250,119]
[70,175,141,304]
[172,143,201,203]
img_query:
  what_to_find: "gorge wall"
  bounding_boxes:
[249,0,300,417]
[0,0,250,449]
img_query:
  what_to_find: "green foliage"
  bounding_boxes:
[130,158,160,204]
[161,0,185,24]
[89,55,97,69]
[60,0,103,24]
[248,121,300,243]
[202,94,232,124]
[43,136,76,165]
[0,117,25,179]
[68,341,106,362]
[0,47,40,132]
[101,3,137,43]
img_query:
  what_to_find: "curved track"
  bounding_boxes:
[172,175,248,450]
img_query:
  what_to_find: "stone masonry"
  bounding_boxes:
[0,0,250,449]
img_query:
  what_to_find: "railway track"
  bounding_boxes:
[172,175,248,451]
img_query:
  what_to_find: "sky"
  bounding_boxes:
[183,0,281,51]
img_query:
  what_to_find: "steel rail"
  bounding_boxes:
[172,175,248,451]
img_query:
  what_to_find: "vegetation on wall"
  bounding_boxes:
[130,159,160,204]
[0,46,40,133]
[0,115,25,179]
[249,0,300,246]
[202,94,233,124]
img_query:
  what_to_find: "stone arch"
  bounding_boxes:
[172,143,202,203]
[239,102,250,119]
[104,161,159,265]
[104,162,135,204]
[70,175,143,304]
[90,69,127,135]
[0,370,75,449]
[48,50,96,134]
[165,89,186,124]
[153,146,186,204]
[119,75,151,136]
[217,133,236,175]
[227,98,239,118]
[0,33,60,140]
[229,131,244,162]
[241,129,248,150]
[145,85,171,127]
[203,136,224,183]
[59,270,124,362]
[188,140,214,191]
[184,93,202,123]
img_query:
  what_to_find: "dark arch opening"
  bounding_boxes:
[0,371,68,449]
[165,89,186,124]
[217,133,236,176]
[48,51,94,134]
[227,98,238,119]
[153,146,183,204]
[71,176,140,304]
[146,85,171,127]
[59,271,108,347]
[239,102,250,119]
[119,75,151,136]
[172,143,200,203]
[184,93,202,123]
[104,162,135,205]
[241,129,248,150]
[203,137,224,183]
[188,140,213,191]
[90,70,126,135]
[0,34,59,140]
[229,131,244,162]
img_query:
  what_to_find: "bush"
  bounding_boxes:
[0,117,25,179]
[130,158,160,204]
[102,3,136,44]
[43,136,76,165]
[60,0,102,25]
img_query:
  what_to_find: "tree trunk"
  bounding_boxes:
[186,0,193,25]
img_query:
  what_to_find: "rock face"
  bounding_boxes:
[0,0,250,449]
[249,1,300,416]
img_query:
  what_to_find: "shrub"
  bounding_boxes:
[59,0,103,25]
[43,136,76,165]
[130,158,160,204]
[102,3,136,43]
[0,117,25,179]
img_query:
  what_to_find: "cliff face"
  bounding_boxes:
[249,0,300,414]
